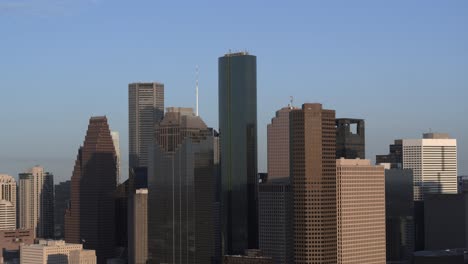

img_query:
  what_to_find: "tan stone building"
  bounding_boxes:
[290,103,337,263]
[336,158,386,264]
[20,240,96,264]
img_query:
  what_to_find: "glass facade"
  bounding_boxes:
[218,52,258,255]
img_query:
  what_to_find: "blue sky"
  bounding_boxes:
[1,0,467,182]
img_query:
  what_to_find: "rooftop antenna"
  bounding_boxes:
[196,65,199,116]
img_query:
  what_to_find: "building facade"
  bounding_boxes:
[148,108,219,263]
[335,118,365,159]
[403,133,457,201]
[18,166,54,238]
[219,52,258,254]
[128,188,147,264]
[128,82,165,169]
[336,159,386,264]
[0,175,16,231]
[21,240,96,264]
[0,228,34,262]
[290,103,337,263]
[54,180,70,239]
[65,116,117,263]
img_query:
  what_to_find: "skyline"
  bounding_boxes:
[1,0,468,182]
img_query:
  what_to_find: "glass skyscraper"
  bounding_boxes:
[218,52,258,255]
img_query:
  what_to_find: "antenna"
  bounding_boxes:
[196,65,199,116]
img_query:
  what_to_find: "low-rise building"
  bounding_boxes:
[20,240,96,264]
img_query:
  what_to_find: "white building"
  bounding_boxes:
[403,133,457,201]
[20,240,96,264]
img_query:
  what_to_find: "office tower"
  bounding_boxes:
[20,240,96,264]
[224,249,274,264]
[290,103,337,263]
[258,178,293,264]
[148,107,219,263]
[18,166,54,238]
[267,106,297,181]
[403,133,457,201]
[424,192,468,250]
[128,188,147,264]
[54,180,70,239]
[385,169,414,263]
[111,131,121,184]
[65,116,117,263]
[376,139,403,168]
[335,118,365,159]
[219,51,258,254]
[336,159,386,264]
[0,175,16,230]
[128,82,165,169]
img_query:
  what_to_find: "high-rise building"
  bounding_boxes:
[0,175,16,230]
[289,103,337,263]
[111,131,121,184]
[403,133,457,201]
[20,239,96,264]
[267,106,297,181]
[18,166,54,238]
[335,118,365,159]
[385,169,414,263]
[128,82,165,169]
[258,178,293,264]
[65,116,117,263]
[128,188,147,264]
[376,140,403,168]
[336,159,386,264]
[219,51,258,254]
[54,180,70,239]
[148,107,219,263]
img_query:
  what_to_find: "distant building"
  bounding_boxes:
[0,175,17,231]
[128,82,165,169]
[458,176,468,193]
[258,178,293,264]
[376,140,403,169]
[290,103,337,263]
[413,249,468,264]
[20,240,96,264]
[0,229,35,263]
[54,181,70,239]
[148,108,219,263]
[111,131,121,185]
[385,169,414,263]
[128,189,147,264]
[336,159,386,264]
[336,118,365,159]
[18,166,54,238]
[223,249,273,264]
[403,133,457,201]
[219,52,258,254]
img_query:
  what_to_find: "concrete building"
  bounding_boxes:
[385,169,414,263]
[223,249,274,264]
[128,188,147,264]
[376,140,403,169]
[148,108,219,263]
[128,82,165,169]
[54,181,70,239]
[20,240,96,264]
[290,103,337,263]
[0,175,17,231]
[111,131,121,185]
[219,52,258,255]
[258,178,293,264]
[335,118,365,159]
[65,116,117,263]
[336,159,386,264]
[267,106,297,181]
[0,228,34,263]
[403,133,457,201]
[18,166,54,238]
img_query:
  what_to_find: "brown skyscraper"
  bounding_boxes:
[290,103,337,264]
[65,116,117,264]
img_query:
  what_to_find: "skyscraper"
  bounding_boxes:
[18,166,54,238]
[65,116,117,263]
[290,103,337,263]
[0,175,16,210]
[336,159,386,264]
[219,52,258,254]
[0,175,17,231]
[111,131,121,184]
[267,106,297,181]
[403,133,457,201]
[54,180,71,239]
[128,82,165,169]
[128,188,147,264]
[376,140,403,169]
[147,107,219,263]
[335,118,365,159]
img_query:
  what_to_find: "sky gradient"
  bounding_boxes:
[1,0,467,182]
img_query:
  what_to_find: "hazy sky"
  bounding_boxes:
[1,0,467,183]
